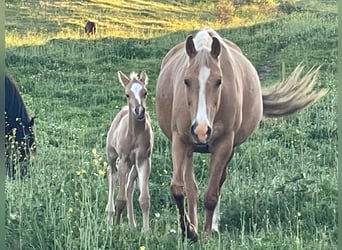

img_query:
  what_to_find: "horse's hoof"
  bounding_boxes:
[186,224,199,242]
[106,211,114,224]
[201,231,212,243]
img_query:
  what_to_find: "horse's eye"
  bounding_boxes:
[216,79,222,86]
[184,79,190,87]
[143,91,147,97]
[126,94,130,98]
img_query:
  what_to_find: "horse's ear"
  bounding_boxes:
[185,35,197,58]
[211,37,221,59]
[28,117,35,127]
[117,71,130,87]
[139,71,148,85]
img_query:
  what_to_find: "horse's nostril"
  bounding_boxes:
[206,126,212,137]
[191,122,198,136]
[135,106,145,119]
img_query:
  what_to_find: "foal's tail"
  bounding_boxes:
[262,64,327,117]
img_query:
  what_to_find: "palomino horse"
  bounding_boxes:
[5,75,36,179]
[106,71,153,232]
[156,27,326,241]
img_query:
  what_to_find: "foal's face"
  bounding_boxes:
[184,36,222,144]
[126,82,147,121]
[118,71,148,121]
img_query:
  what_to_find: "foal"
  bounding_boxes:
[105,71,153,232]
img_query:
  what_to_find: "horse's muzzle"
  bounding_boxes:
[135,106,145,121]
[191,122,212,144]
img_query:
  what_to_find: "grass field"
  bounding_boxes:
[5,0,337,249]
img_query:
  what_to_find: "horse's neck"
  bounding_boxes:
[128,112,147,136]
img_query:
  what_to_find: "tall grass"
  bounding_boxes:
[5,0,337,249]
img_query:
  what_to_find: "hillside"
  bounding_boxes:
[6,0,287,46]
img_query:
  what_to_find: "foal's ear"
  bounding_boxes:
[211,37,221,59]
[117,71,130,87]
[139,71,148,85]
[185,35,197,58]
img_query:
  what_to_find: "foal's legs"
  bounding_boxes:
[106,155,118,224]
[115,157,130,224]
[126,165,138,228]
[136,157,151,232]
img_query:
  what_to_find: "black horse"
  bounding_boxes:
[5,75,36,178]
[85,21,96,35]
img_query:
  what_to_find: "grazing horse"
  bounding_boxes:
[85,20,96,35]
[155,27,326,241]
[5,75,36,178]
[106,71,153,232]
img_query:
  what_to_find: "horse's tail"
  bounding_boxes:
[261,64,327,117]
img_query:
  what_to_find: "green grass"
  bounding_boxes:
[5,0,337,249]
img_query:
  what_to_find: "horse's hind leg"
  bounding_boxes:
[136,158,151,232]
[106,155,118,224]
[126,165,138,229]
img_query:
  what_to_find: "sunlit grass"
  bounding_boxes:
[5,0,281,47]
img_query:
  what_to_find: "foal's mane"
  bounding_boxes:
[128,72,143,83]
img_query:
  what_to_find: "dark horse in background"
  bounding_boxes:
[5,75,36,179]
[85,20,96,35]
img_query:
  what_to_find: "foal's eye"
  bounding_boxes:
[143,92,147,97]
[184,79,190,87]
[126,94,130,98]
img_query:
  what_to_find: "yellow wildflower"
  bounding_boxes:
[92,148,97,156]
[98,169,106,176]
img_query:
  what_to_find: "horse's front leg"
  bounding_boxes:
[106,157,118,224]
[115,157,129,225]
[171,135,198,241]
[203,138,234,240]
[126,165,138,229]
[136,156,151,232]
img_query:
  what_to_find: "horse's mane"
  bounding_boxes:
[129,72,139,81]
[191,27,232,67]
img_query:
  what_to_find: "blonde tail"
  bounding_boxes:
[262,64,327,117]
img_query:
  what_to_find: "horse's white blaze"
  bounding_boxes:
[131,83,143,104]
[196,66,210,124]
